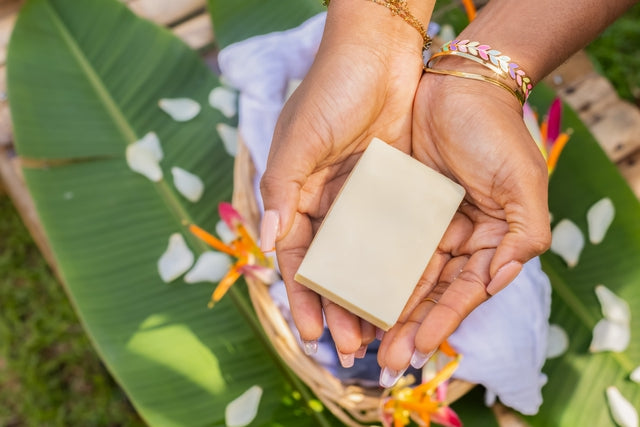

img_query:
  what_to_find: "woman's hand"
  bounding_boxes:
[260,2,429,364]
[377,71,552,384]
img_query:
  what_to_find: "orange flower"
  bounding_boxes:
[523,98,572,175]
[381,341,463,427]
[189,203,277,307]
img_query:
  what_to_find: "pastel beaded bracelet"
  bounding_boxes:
[426,39,533,103]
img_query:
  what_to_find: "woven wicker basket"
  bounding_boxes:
[231,137,475,426]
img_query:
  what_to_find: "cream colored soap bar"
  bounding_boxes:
[294,138,465,331]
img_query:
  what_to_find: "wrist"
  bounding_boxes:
[324,0,435,59]
[425,44,533,104]
[423,64,523,114]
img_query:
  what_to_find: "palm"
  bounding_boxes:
[378,73,551,370]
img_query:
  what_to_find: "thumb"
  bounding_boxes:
[486,199,551,295]
[259,132,320,252]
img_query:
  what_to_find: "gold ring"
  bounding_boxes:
[424,297,438,304]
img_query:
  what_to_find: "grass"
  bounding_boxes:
[586,2,640,105]
[0,196,144,426]
[0,3,638,426]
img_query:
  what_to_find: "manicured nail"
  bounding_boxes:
[260,210,279,252]
[302,340,318,355]
[355,345,368,359]
[410,349,435,369]
[337,351,355,368]
[379,366,405,388]
[486,261,523,295]
[375,328,384,341]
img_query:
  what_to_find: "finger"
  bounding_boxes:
[356,319,377,359]
[259,117,327,251]
[414,249,494,356]
[378,256,468,374]
[395,210,473,320]
[360,319,377,346]
[394,249,450,325]
[276,212,324,345]
[455,204,509,255]
[488,162,551,294]
[323,297,363,368]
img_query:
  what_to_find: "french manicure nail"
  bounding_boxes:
[379,366,406,388]
[260,210,279,252]
[486,261,522,295]
[355,345,368,359]
[337,351,355,368]
[410,349,435,369]
[302,340,318,356]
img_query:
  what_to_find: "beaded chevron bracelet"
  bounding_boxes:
[426,39,533,103]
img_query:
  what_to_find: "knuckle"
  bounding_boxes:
[529,227,552,255]
[456,269,489,290]
[259,173,277,196]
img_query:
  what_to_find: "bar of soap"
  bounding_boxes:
[294,138,465,330]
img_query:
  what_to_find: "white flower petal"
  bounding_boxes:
[546,324,569,358]
[217,123,238,157]
[225,385,263,427]
[630,366,640,383]
[126,139,163,182]
[595,285,631,325]
[245,265,279,285]
[158,97,201,122]
[439,24,456,43]
[209,87,237,118]
[215,220,236,244]
[157,233,194,283]
[137,132,163,161]
[550,219,584,268]
[184,251,232,284]
[171,167,204,203]
[606,386,638,427]
[589,318,630,353]
[587,197,615,244]
[285,78,302,102]
[484,389,497,408]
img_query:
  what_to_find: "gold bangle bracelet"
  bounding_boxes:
[429,40,534,101]
[423,67,525,105]
[427,50,504,77]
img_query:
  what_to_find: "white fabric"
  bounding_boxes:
[218,13,551,415]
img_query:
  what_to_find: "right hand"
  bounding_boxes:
[260,2,426,364]
[377,68,551,382]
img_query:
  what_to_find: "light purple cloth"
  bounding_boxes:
[217,13,551,415]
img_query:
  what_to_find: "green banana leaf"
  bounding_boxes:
[528,87,640,426]
[7,0,339,425]
[9,0,640,425]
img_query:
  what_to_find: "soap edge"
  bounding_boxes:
[293,272,393,331]
[371,137,466,200]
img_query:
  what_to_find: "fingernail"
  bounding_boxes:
[355,345,368,359]
[260,210,279,252]
[302,340,318,356]
[337,351,355,368]
[487,261,523,295]
[375,328,384,341]
[410,349,435,369]
[379,366,405,388]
